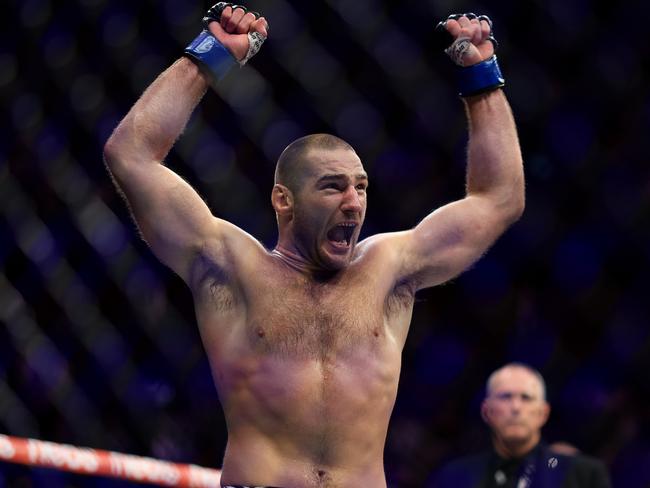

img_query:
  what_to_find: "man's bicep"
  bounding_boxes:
[109,161,219,281]
[402,195,508,289]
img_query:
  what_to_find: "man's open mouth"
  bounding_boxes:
[326,222,356,247]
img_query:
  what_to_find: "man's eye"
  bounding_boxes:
[356,184,367,191]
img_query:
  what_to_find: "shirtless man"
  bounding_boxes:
[103,4,524,487]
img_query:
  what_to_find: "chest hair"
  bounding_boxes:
[247,274,413,360]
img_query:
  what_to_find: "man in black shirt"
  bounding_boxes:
[432,363,610,488]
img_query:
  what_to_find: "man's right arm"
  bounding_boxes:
[104,57,214,283]
[103,6,268,284]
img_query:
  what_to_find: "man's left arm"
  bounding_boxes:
[396,14,525,290]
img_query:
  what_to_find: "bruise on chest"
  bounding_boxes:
[247,271,414,360]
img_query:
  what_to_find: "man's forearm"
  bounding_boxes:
[105,57,209,167]
[464,89,525,219]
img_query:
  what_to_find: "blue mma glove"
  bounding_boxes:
[184,2,266,82]
[435,13,505,97]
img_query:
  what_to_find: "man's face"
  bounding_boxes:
[481,367,550,452]
[291,147,368,271]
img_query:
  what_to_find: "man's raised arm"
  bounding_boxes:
[103,4,268,283]
[396,14,524,290]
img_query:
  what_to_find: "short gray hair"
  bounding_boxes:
[485,362,547,401]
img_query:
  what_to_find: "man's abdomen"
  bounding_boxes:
[215,341,401,486]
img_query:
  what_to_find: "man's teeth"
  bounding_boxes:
[341,223,355,245]
[329,223,356,246]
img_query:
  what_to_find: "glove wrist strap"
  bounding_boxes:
[456,55,505,97]
[184,30,236,82]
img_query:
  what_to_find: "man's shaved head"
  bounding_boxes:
[275,134,356,193]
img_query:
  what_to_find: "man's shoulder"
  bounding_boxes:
[356,231,407,256]
[545,444,606,471]
[558,452,611,487]
[354,230,415,277]
[538,445,610,488]
[190,219,271,286]
[564,451,607,468]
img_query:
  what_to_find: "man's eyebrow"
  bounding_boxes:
[316,174,345,183]
[316,173,368,183]
[494,391,537,399]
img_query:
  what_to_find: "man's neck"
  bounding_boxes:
[271,246,337,281]
[492,436,540,460]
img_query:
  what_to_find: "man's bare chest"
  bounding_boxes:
[243,274,414,360]
[194,253,416,359]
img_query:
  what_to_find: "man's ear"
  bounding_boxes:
[539,401,551,427]
[481,399,491,424]
[272,184,293,215]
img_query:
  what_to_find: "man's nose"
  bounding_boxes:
[341,185,363,212]
[510,396,523,412]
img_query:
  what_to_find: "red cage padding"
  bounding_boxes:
[0,434,222,487]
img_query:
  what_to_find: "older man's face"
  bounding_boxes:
[482,367,550,450]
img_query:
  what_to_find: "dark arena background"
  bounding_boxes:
[2,0,650,486]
